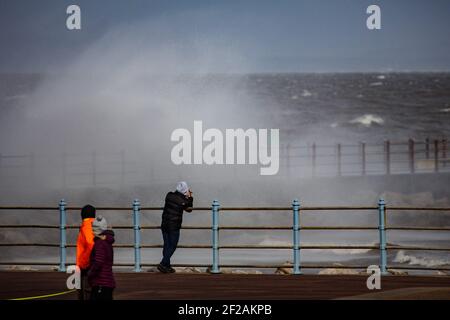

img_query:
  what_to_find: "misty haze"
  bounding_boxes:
[0,1,449,276]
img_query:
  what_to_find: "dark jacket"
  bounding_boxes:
[88,230,115,288]
[161,191,193,231]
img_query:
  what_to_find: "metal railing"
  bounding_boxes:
[281,138,450,177]
[1,138,449,188]
[0,199,449,274]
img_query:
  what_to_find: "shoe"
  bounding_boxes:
[157,264,170,273]
[168,266,176,273]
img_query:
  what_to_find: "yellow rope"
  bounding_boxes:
[9,289,77,300]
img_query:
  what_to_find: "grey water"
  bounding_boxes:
[2,73,450,143]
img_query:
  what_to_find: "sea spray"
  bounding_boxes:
[394,250,450,268]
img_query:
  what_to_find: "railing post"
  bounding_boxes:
[336,143,342,176]
[292,199,301,275]
[378,198,387,275]
[425,138,430,159]
[384,140,390,175]
[443,139,447,168]
[211,200,221,274]
[59,199,67,272]
[312,143,316,177]
[434,139,439,172]
[132,199,141,272]
[409,139,415,173]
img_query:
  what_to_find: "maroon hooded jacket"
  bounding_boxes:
[88,230,116,288]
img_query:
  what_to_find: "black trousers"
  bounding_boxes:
[90,286,114,300]
[160,229,180,267]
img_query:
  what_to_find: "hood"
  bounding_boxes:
[81,205,96,219]
[176,181,189,195]
[99,229,115,244]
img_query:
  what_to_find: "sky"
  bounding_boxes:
[0,0,449,73]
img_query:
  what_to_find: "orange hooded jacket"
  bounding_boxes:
[76,218,95,270]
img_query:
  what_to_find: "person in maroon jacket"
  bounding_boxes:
[88,215,116,300]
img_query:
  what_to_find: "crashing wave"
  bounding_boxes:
[349,114,384,127]
[394,250,450,268]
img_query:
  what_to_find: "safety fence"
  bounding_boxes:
[1,138,449,188]
[0,200,449,274]
[281,138,450,177]
[0,151,132,188]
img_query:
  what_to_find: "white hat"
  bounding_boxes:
[92,215,108,236]
[176,181,189,195]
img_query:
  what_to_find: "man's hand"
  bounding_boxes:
[187,189,193,198]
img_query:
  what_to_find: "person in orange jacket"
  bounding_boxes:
[76,204,96,300]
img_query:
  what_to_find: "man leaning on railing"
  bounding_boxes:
[158,181,193,273]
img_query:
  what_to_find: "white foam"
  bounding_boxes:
[369,82,383,86]
[440,108,450,113]
[349,114,384,127]
[301,89,312,97]
[394,250,450,268]
[376,75,386,80]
